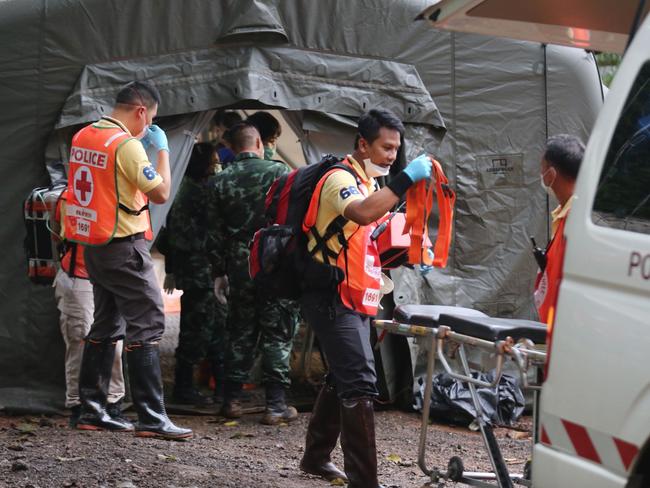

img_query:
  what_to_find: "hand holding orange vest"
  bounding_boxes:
[378,159,456,268]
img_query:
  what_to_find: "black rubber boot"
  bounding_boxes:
[127,343,192,440]
[106,399,132,425]
[77,340,134,432]
[220,381,243,419]
[340,397,382,488]
[261,382,298,425]
[300,384,348,482]
[172,359,214,406]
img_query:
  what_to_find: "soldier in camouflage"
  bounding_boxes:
[206,122,298,425]
[158,143,227,406]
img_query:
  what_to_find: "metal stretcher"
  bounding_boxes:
[374,305,547,487]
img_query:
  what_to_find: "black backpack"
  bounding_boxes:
[248,155,354,299]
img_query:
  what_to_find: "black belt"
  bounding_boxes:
[110,232,145,243]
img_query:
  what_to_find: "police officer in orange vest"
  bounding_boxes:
[534,134,584,325]
[299,109,432,487]
[65,81,191,440]
[54,188,127,428]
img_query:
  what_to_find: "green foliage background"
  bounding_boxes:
[596,53,622,87]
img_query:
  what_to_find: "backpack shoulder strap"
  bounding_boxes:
[302,163,355,232]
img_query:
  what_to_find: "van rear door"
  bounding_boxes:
[417,0,650,53]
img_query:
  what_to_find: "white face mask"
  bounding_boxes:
[540,167,556,195]
[364,158,390,178]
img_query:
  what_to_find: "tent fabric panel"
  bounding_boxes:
[56,46,444,130]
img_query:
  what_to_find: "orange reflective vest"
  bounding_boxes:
[534,215,568,326]
[303,159,382,317]
[56,188,89,279]
[64,123,152,246]
[403,158,455,267]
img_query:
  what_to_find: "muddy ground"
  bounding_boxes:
[0,409,533,488]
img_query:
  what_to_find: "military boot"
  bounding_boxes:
[260,382,298,425]
[300,384,348,482]
[127,343,192,440]
[77,340,134,432]
[220,381,243,419]
[340,397,383,488]
[172,359,214,406]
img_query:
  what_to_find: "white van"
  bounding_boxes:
[418,2,650,487]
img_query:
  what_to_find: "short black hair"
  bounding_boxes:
[116,81,161,109]
[246,111,281,143]
[355,109,405,149]
[213,110,243,129]
[185,143,214,180]
[543,134,585,180]
[226,122,260,153]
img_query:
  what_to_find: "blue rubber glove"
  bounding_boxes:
[403,154,432,183]
[140,125,169,153]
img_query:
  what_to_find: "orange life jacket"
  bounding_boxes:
[403,159,455,267]
[534,215,568,326]
[303,158,382,316]
[55,188,89,279]
[64,122,152,246]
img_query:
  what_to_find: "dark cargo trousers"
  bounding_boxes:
[225,271,298,388]
[176,287,226,365]
[84,237,165,344]
[300,290,378,400]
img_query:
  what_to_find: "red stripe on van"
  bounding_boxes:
[562,419,602,464]
[540,426,551,445]
[614,437,639,471]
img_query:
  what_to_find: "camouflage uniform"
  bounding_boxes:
[206,152,297,387]
[160,177,226,367]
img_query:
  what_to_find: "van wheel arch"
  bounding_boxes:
[626,438,650,488]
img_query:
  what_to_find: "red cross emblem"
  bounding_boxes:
[73,166,94,207]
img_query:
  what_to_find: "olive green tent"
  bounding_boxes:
[0,0,603,412]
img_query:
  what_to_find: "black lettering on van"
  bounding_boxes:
[629,251,650,279]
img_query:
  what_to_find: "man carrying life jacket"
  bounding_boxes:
[534,134,584,325]
[64,81,191,440]
[299,109,432,488]
[54,188,128,428]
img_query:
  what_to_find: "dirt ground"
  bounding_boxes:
[0,409,533,488]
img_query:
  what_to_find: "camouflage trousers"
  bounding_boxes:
[175,287,227,366]
[225,275,299,387]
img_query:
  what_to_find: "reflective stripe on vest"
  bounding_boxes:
[403,158,455,267]
[535,215,567,326]
[303,158,382,316]
[64,124,150,245]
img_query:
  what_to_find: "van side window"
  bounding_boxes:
[592,62,650,235]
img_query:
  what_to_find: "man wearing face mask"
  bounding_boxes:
[534,134,584,325]
[206,122,299,425]
[158,143,227,407]
[246,111,282,161]
[64,81,192,439]
[298,109,432,488]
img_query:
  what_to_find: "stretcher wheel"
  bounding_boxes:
[447,456,464,482]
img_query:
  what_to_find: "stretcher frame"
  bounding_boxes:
[373,316,546,487]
